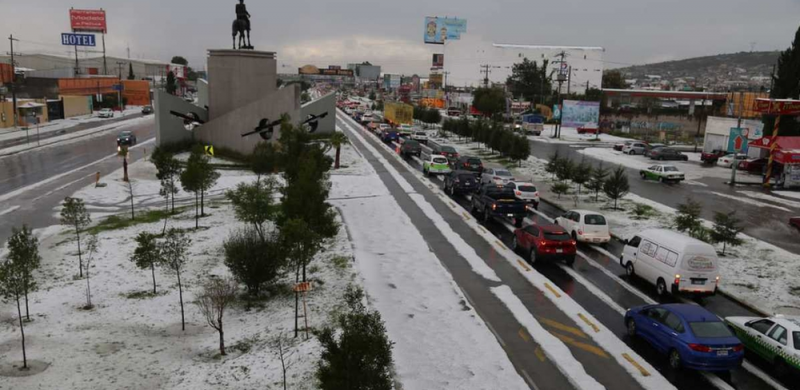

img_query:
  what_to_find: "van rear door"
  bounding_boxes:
[678,251,718,293]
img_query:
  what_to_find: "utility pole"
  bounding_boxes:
[116,61,125,111]
[552,51,568,138]
[7,35,21,127]
[730,91,744,186]
[480,64,500,87]
[566,66,572,95]
[74,45,80,75]
[443,71,450,109]
[102,34,108,75]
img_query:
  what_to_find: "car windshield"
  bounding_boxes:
[495,170,512,177]
[120,132,131,137]
[432,157,448,164]
[794,332,800,350]
[663,166,679,172]
[689,322,733,338]
[486,187,516,200]
[467,158,481,165]
[544,232,571,241]
[518,185,537,192]
[441,146,457,153]
[584,214,606,225]
[415,132,426,136]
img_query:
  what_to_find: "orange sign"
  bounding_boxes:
[753,98,800,115]
[421,98,445,108]
[122,80,151,106]
[293,282,313,292]
[70,9,107,33]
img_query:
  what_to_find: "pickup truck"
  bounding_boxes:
[471,184,527,227]
[700,149,727,164]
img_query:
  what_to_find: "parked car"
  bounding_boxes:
[620,229,720,297]
[649,147,689,161]
[141,106,154,115]
[576,126,599,135]
[512,223,577,265]
[640,165,685,183]
[790,216,800,230]
[471,184,528,227]
[116,130,137,149]
[737,158,782,175]
[507,182,539,209]
[614,140,641,152]
[446,156,480,177]
[360,112,374,125]
[725,314,800,377]
[717,154,748,168]
[622,142,649,155]
[480,168,516,185]
[400,139,422,158]
[98,108,114,118]
[701,150,728,164]
[443,170,481,196]
[411,131,429,144]
[555,210,611,244]
[645,146,665,158]
[381,130,399,143]
[626,304,744,371]
[422,154,451,176]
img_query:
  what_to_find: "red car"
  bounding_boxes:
[577,127,600,135]
[512,223,577,265]
[790,217,800,230]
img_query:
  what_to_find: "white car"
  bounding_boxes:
[411,132,428,143]
[507,182,539,209]
[398,124,413,137]
[98,108,114,118]
[480,168,515,185]
[376,123,391,135]
[555,210,611,244]
[717,154,748,168]
[621,142,649,155]
[640,164,685,183]
[725,315,800,376]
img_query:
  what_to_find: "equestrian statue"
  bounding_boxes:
[232,0,253,49]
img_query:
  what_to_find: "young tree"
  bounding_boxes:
[60,197,91,278]
[551,182,570,199]
[82,234,99,309]
[555,157,575,182]
[181,147,219,228]
[152,148,182,214]
[225,178,279,241]
[0,260,29,369]
[317,285,394,390]
[368,91,376,101]
[281,150,339,240]
[275,333,295,390]
[711,211,744,255]
[281,219,323,337]
[5,226,41,321]
[166,71,178,95]
[472,87,506,118]
[223,228,286,296]
[586,163,609,202]
[161,228,191,331]
[674,197,703,237]
[195,277,238,356]
[509,135,530,166]
[127,63,135,80]
[127,179,135,221]
[250,141,280,182]
[131,232,162,294]
[571,159,592,195]
[603,166,630,210]
[545,150,561,179]
[329,132,349,170]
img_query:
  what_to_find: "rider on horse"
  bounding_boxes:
[236,0,250,31]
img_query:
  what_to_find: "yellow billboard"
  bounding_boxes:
[384,102,413,125]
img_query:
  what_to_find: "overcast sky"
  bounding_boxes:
[2,0,799,75]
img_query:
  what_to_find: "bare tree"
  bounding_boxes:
[275,333,295,390]
[162,228,191,330]
[82,234,99,309]
[60,197,91,278]
[195,277,238,355]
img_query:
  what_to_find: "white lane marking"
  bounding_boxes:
[0,138,155,204]
[560,264,627,316]
[742,360,789,390]
[700,372,736,390]
[521,370,542,390]
[31,173,96,203]
[0,205,20,217]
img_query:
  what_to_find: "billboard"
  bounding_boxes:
[70,9,107,33]
[428,73,443,88]
[168,64,186,79]
[561,100,600,128]
[384,102,413,125]
[728,127,751,154]
[424,17,467,44]
[61,33,96,47]
[432,54,444,68]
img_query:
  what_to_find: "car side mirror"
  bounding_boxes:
[623,239,629,246]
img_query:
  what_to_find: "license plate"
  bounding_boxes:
[556,249,563,253]
[507,214,514,217]
[692,280,705,285]
[717,350,728,356]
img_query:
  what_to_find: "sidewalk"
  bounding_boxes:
[0,107,143,145]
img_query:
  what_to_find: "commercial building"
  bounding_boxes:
[347,63,381,83]
[442,34,604,94]
[0,52,184,81]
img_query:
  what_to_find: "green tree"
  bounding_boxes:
[571,159,592,195]
[152,148,182,232]
[551,182,569,199]
[603,166,629,210]
[5,226,40,321]
[329,132,349,170]
[317,285,394,390]
[674,197,704,238]
[472,87,506,118]
[764,25,800,136]
[368,91,376,101]
[301,92,311,103]
[181,146,220,228]
[586,163,609,202]
[281,218,323,337]
[60,197,91,278]
[506,58,552,103]
[166,71,178,95]
[555,157,575,182]
[710,211,744,255]
[281,149,339,240]
[223,227,285,296]
[170,56,189,65]
[545,150,561,179]
[225,178,279,241]
[0,258,29,368]
[131,232,163,294]
[127,63,135,80]
[251,141,280,181]
[602,70,628,89]
[509,135,530,166]
[161,228,191,331]
[82,234,99,309]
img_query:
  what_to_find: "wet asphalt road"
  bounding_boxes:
[526,138,800,256]
[0,113,146,150]
[342,112,792,390]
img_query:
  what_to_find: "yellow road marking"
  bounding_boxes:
[578,313,601,333]
[518,328,530,342]
[462,212,471,221]
[622,353,651,376]
[517,259,531,272]
[448,201,457,208]
[478,226,488,234]
[495,240,508,251]
[544,283,562,298]
[538,317,588,339]
[552,333,609,359]
[534,346,547,362]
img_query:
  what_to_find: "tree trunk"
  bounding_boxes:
[722,242,726,255]
[123,156,129,182]
[335,146,341,169]
[194,192,199,229]
[177,271,185,331]
[200,189,205,216]
[23,277,30,321]
[219,326,225,356]
[294,291,299,338]
[15,293,27,369]
[162,196,169,235]
[170,178,176,213]
[86,268,92,308]
[150,263,157,294]
[129,182,135,220]
[75,228,83,278]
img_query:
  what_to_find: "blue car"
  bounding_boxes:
[625,303,744,371]
[381,130,399,143]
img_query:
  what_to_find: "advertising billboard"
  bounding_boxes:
[168,64,186,79]
[728,127,750,154]
[428,73,443,88]
[424,17,467,44]
[61,33,96,47]
[384,102,413,125]
[561,100,600,128]
[432,54,444,68]
[70,9,107,33]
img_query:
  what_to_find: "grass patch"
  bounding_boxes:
[121,290,169,299]
[630,204,656,220]
[308,265,320,275]
[230,335,261,354]
[87,208,188,234]
[331,256,350,270]
[791,287,800,297]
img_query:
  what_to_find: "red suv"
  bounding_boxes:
[512,223,577,265]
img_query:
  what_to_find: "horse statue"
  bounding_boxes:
[232,18,252,49]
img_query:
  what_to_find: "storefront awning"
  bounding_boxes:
[17,102,45,108]
[749,136,800,151]
[773,149,800,165]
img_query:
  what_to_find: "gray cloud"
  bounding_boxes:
[2,0,798,74]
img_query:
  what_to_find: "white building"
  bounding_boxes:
[441,34,604,94]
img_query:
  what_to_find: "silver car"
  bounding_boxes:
[481,168,516,185]
[621,142,648,155]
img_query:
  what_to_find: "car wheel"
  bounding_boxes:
[628,150,635,155]
[626,318,637,338]
[668,349,682,370]
[483,208,490,222]
[775,358,790,379]
[658,176,664,183]
[657,278,668,296]
[626,262,635,277]
[565,256,575,266]
[640,172,646,179]
[571,231,578,242]
[529,248,537,264]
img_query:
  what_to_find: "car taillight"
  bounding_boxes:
[578,229,583,235]
[492,204,496,211]
[534,192,540,197]
[493,176,500,180]
[689,344,712,353]
[732,344,744,352]
[674,274,681,287]
[515,190,522,196]
[715,276,720,286]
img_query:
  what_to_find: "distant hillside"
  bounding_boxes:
[617,51,780,89]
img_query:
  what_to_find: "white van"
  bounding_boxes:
[620,229,720,297]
